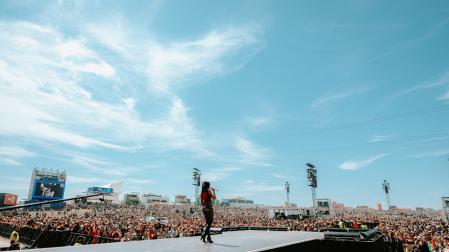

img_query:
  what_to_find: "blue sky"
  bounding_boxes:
[1,0,449,209]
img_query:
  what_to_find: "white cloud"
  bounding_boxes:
[272,174,289,180]
[56,40,92,58]
[311,89,367,108]
[78,62,115,78]
[0,177,30,196]
[393,70,449,98]
[0,22,127,150]
[412,149,449,158]
[202,167,240,182]
[0,21,218,156]
[127,178,157,185]
[0,18,265,180]
[235,136,271,167]
[0,158,21,166]
[67,153,139,177]
[438,90,449,101]
[369,134,396,143]
[0,146,35,166]
[147,25,263,92]
[245,116,272,128]
[67,175,99,184]
[370,18,449,63]
[85,17,133,57]
[0,146,35,159]
[203,171,229,182]
[338,153,389,170]
[241,180,283,193]
[409,135,449,143]
[123,98,136,110]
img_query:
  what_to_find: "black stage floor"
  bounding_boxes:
[31,231,324,252]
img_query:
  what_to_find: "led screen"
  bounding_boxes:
[32,180,65,199]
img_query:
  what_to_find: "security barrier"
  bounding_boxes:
[0,223,42,247]
[0,223,118,248]
[19,226,42,246]
[66,233,117,246]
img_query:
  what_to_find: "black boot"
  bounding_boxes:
[207,235,213,243]
[200,233,206,243]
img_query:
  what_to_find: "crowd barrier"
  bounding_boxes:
[65,233,117,246]
[0,223,118,249]
[0,223,42,247]
[0,223,416,251]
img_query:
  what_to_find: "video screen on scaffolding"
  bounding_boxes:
[32,179,65,199]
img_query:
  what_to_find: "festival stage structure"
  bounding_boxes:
[29,229,385,252]
[26,167,67,209]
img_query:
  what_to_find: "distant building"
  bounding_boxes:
[141,193,169,205]
[174,195,191,205]
[269,207,306,219]
[124,192,140,205]
[285,203,297,208]
[356,205,369,209]
[376,202,382,211]
[83,183,123,204]
[221,197,254,208]
[316,199,333,217]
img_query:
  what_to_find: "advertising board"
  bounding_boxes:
[4,193,18,206]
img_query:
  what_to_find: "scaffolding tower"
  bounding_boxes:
[382,180,391,210]
[306,163,317,213]
[192,168,201,206]
[285,182,290,207]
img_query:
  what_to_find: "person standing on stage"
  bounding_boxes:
[200,181,216,243]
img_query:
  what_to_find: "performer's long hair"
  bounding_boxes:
[202,181,210,193]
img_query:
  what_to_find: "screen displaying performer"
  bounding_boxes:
[200,181,216,243]
[32,180,65,199]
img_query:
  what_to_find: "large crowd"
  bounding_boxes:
[0,204,448,251]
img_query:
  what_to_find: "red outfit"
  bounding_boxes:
[201,190,215,225]
[201,191,212,206]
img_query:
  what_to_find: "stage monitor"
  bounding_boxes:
[32,179,65,200]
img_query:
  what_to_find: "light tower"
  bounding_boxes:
[285,182,290,207]
[192,168,201,206]
[306,163,317,212]
[382,180,391,210]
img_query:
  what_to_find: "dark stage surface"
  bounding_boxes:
[31,231,324,252]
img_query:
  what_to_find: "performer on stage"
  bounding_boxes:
[200,181,216,243]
